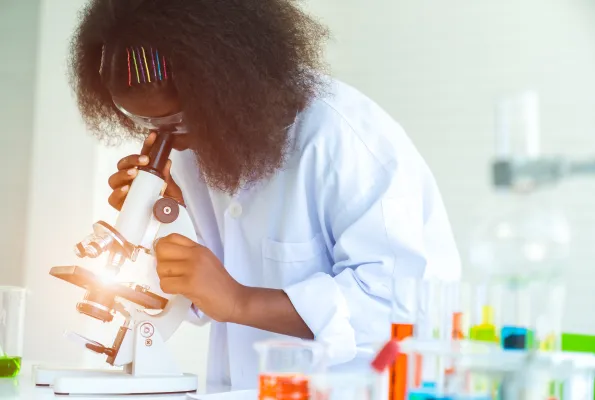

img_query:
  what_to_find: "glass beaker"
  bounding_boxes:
[0,287,26,378]
[310,372,378,400]
[254,340,326,400]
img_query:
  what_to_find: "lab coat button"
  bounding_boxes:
[228,202,243,218]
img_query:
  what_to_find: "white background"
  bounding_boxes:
[2,0,595,385]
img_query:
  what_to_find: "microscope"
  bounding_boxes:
[33,130,201,396]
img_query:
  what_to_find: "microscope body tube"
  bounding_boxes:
[113,132,174,248]
[114,171,165,247]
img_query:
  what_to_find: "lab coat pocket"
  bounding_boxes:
[262,233,328,289]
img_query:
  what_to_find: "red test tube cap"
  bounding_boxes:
[371,340,400,373]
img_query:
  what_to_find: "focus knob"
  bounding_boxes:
[153,198,180,224]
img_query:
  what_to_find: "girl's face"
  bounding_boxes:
[113,91,180,118]
[113,92,191,150]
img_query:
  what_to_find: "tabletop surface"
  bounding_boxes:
[0,362,257,400]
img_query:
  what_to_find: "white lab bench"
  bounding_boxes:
[0,361,257,400]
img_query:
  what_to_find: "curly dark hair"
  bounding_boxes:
[69,0,329,193]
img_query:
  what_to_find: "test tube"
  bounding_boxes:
[469,283,500,344]
[532,281,564,351]
[390,275,419,400]
[467,282,500,396]
[445,281,480,398]
[499,282,532,350]
[415,280,459,397]
[533,281,565,399]
[450,281,472,341]
[444,282,469,380]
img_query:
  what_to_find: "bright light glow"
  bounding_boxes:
[97,268,118,285]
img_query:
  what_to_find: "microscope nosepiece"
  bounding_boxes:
[74,229,116,259]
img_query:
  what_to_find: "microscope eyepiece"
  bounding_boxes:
[139,130,175,179]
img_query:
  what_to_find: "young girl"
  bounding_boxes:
[69,0,460,389]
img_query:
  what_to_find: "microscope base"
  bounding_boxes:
[34,367,198,395]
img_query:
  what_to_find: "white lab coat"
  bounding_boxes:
[170,77,461,390]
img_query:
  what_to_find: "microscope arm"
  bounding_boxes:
[112,195,211,367]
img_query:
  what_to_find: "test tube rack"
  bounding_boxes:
[399,337,595,400]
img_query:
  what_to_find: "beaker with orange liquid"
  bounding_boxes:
[254,340,326,400]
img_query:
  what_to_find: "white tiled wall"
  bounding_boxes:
[0,0,40,286]
[23,0,99,366]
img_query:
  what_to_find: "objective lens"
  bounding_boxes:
[108,251,125,268]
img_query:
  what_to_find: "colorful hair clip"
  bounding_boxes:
[136,47,145,83]
[126,46,169,86]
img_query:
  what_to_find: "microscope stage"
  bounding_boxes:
[50,265,168,310]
